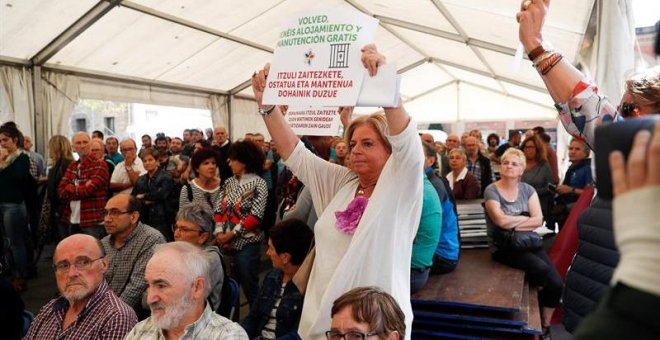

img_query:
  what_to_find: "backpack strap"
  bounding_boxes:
[186,183,193,202]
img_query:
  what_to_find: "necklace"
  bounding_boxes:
[357,183,377,196]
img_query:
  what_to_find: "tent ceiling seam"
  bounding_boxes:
[42,64,227,96]
[31,0,122,66]
[430,57,547,94]
[459,80,555,110]
[405,79,456,102]
[121,1,274,53]
[375,15,518,56]
[429,0,505,94]
[343,0,457,80]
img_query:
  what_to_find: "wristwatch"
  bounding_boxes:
[258,105,276,116]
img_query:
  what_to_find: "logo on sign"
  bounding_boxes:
[304,50,315,65]
[329,44,350,68]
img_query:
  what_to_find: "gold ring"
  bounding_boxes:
[522,0,532,10]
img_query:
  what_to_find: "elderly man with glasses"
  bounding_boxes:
[25,234,137,339]
[110,138,146,195]
[101,194,165,319]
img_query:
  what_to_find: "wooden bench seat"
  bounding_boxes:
[411,249,542,339]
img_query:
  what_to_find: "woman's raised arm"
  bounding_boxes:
[252,63,300,161]
[517,0,584,103]
[360,44,410,135]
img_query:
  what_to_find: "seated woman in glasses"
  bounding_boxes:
[446,148,480,200]
[173,202,224,312]
[327,286,405,340]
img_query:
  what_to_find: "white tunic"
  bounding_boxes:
[286,120,423,339]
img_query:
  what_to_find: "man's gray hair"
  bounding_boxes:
[153,242,212,298]
[176,203,215,244]
[119,138,137,149]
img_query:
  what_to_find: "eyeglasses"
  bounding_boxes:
[325,331,379,340]
[53,256,104,274]
[617,101,637,117]
[172,224,203,234]
[501,160,521,167]
[101,209,133,218]
[120,147,136,153]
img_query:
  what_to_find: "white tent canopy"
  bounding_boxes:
[1,0,597,146]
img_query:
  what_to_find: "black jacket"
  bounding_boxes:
[472,153,494,197]
[131,168,174,226]
[562,197,619,333]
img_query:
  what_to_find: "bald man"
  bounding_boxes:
[420,133,449,176]
[445,133,460,152]
[25,234,137,339]
[464,136,495,197]
[57,132,110,239]
[212,126,232,181]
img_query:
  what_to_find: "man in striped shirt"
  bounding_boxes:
[25,234,137,339]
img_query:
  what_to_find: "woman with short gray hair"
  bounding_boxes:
[173,202,224,311]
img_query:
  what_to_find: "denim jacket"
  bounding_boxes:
[240,269,303,340]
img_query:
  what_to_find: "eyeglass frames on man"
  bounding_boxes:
[101,209,133,218]
[325,331,379,340]
[53,256,105,274]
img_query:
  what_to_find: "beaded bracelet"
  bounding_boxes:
[532,51,555,67]
[538,53,563,75]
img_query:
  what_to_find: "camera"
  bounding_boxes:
[594,116,659,199]
[547,183,557,192]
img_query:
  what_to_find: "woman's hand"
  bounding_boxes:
[516,0,549,53]
[555,184,573,195]
[338,106,354,128]
[361,44,386,77]
[251,63,271,107]
[215,231,235,246]
[610,122,660,197]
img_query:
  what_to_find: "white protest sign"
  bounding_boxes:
[285,107,342,136]
[262,10,378,107]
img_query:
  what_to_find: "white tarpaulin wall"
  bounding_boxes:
[1,0,603,141]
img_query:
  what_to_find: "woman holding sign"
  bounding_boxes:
[251,44,423,339]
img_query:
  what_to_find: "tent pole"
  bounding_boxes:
[32,66,47,156]
[227,95,233,140]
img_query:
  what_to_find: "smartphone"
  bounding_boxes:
[594,116,659,199]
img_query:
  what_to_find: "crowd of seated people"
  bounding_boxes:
[2,4,660,338]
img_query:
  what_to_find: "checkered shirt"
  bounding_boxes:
[24,280,137,340]
[214,174,267,250]
[57,155,109,227]
[101,222,166,309]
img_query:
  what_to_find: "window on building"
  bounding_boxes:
[74,118,87,132]
[104,117,115,136]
